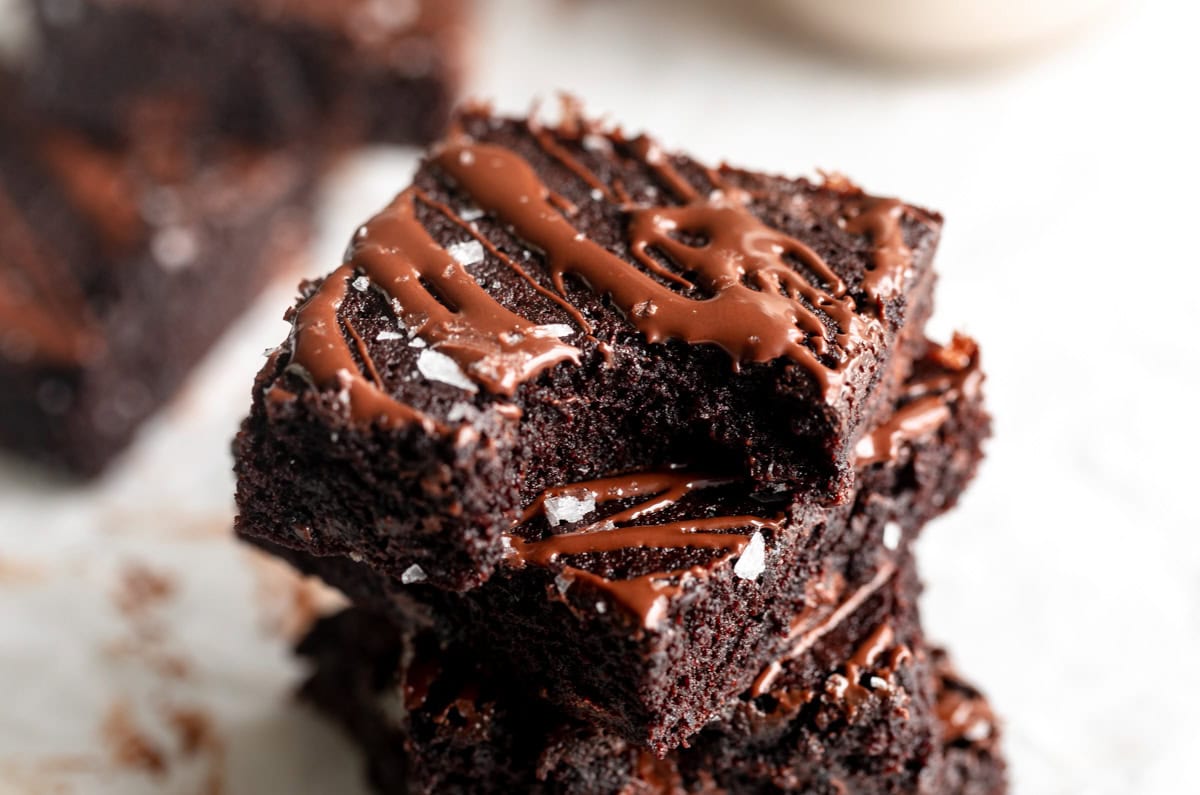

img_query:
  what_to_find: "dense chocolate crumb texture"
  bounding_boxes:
[0,87,310,474]
[238,102,944,588]
[297,568,1006,794]
[496,334,984,631]
[246,335,988,753]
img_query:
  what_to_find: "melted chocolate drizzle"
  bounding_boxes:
[283,186,582,425]
[844,198,912,308]
[281,110,918,426]
[434,139,871,391]
[39,132,143,257]
[504,472,781,629]
[936,678,997,746]
[834,618,911,717]
[854,334,982,466]
[750,562,897,697]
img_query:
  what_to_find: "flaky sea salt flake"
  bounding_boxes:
[734,531,767,581]
[446,402,480,423]
[448,239,485,267]
[417,349,477,392]
[544,493,596,526]
[401,564,428,585]
[531,324,574,338]
[883,521,902,551]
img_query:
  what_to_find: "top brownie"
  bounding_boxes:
[25,0,468,146]
[234,104,942,589]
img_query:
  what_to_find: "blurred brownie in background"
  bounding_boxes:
[0,82,313,476]
[24,0,470,147]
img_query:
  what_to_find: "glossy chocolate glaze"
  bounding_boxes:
[505,472,782,628]
[855,333,982,466]
[282,105,922,426]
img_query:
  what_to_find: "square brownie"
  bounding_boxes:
[25,0,469,146]
[247,336,988,753]
[296,562,1006,794]
[234,104,945,590]
[0,85,313,476]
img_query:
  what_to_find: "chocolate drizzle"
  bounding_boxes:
[283,186,582,425]
[434,139,870,392]
[750,562,897,697]
[843,198,912,308]
[837,620,911,716]
[504,472,781,629]
[854,396,951,466]
[854,334,982,466]
[280,106,922,425]
[934,651,998,747]
[39,132,143,257]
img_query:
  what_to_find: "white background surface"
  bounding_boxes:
[2,1,1198,792]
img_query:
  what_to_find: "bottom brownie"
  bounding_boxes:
[296,563,1006,795]
[251,337,990,755]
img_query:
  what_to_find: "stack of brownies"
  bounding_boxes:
[0,0,467,475]
[235,104,1007,794]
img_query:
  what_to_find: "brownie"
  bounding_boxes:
[234,103,945,590]
[25,0,469,147]
[246,336,988,753]
[0,85,313,476]
[296,563,1006,794]
[931,649,1008,795]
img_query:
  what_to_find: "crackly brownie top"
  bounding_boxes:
[395,337,980,631]
[270,102,941,432]
[0,92,302,368]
